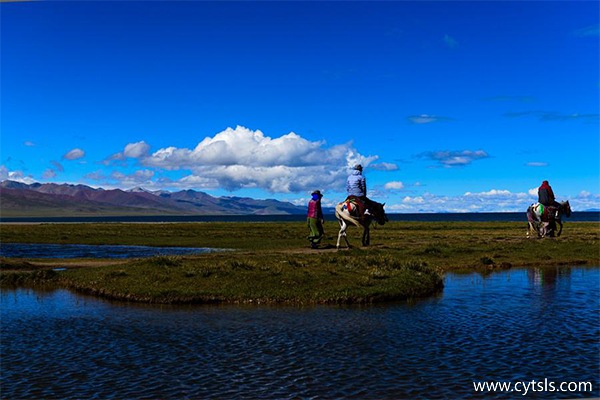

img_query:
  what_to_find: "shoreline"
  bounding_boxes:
[1,210,599,224]
[1,221,598,305]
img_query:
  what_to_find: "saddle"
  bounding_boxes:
[344,196,368,220]
[534,203,558,222]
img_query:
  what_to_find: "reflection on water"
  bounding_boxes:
[2,267,599,399]
[0,243,229,259]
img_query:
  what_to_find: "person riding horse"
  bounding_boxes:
[529,180,570,237]
[537,180,561,232]
[346,164,372,219]
[538,180,560,208]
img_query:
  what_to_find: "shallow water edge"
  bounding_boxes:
[2,266,598,399]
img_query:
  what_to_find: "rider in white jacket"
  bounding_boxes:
[346,164,367,198]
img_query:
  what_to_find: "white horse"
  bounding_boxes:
[335,199,388,248]
[527,200,571,238]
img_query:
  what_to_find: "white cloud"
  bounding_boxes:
[402,196,424,204]
[0,165,10,180]
[384,181,404,190]
[407,114,452,124]
[124,141,150,158]
[116,126,378,193]
[371,162,399,171]
[24,141,35,147]
[0,165,35,184]
[110,169,155,188]
[63,148,85,160]
[464,189,512,197]
[421,149,489,167]
[385,189,600,213]
[526,162,548,167]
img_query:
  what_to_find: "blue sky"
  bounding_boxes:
[2,1,599,212]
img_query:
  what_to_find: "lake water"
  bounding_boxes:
[0,243,229,259]
[2,266,598,399]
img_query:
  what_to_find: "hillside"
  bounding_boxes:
[0,180,305,217]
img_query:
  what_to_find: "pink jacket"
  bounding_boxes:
[307,199,323,219]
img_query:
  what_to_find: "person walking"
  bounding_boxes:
[307,190,324,249]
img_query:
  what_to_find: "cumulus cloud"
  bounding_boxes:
[114,126,378,193]
[124,141,150,158]
[385,188,600,213]
[104,141,150,165]
[384,181,405,190]
[63,148,85,160]
[388,189,533,213]
[420,150,489,167]
[0,165,35,184]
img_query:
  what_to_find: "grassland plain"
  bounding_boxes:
[1,221,598,304]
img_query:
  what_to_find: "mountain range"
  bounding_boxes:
[0,180,306,217]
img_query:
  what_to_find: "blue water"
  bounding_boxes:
[0,243,229,259]
[1,211,598,223]
[2,266,598,399]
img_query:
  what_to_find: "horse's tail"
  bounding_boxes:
[336,203,361,228]
[526,204,535,222]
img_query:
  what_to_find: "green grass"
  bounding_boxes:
[1,221,598,304]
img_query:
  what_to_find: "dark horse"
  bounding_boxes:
[335,199,388,248]
[527,200,571,238]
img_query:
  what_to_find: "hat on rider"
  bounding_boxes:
[354,164,363,171]
[311,190,323,200]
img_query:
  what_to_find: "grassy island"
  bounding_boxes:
[1,220,598,304]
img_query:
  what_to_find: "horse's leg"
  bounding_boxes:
[336,219,344,249]
[337,219,350,249]
[556,220,563,237]
[362,226,370,246]
[540,222,548,238]
[528,222,538,238]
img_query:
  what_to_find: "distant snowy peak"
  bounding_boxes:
[127,187,157,195]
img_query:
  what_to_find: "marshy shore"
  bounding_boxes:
[1,221,598,304]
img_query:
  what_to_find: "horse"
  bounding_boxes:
[335,198,388,248]
[527,200,571,238]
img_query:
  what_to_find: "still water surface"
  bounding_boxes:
[2,267,599,399]
[0,243,229,258]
